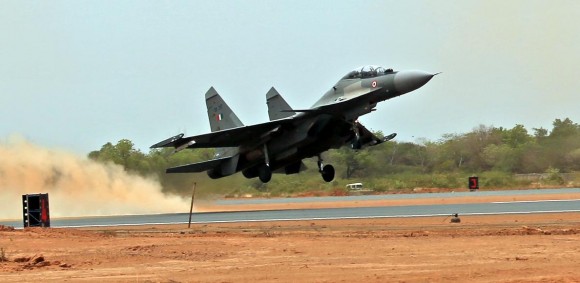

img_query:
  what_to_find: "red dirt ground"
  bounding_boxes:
[1,193,579,282]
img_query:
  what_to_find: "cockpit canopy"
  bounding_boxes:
[341,65,394,80]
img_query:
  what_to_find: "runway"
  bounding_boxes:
[218,187,580,204]
[2,188,579,228]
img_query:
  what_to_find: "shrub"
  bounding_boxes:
[544,167,565,185]
[0,247,6,262]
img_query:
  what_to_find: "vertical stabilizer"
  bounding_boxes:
[204,87,243,158]
[266,87,295,121]
[205,87,244,132]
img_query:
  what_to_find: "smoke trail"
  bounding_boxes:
[0,136,189,219]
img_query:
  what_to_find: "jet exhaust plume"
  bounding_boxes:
[0,136,189,220]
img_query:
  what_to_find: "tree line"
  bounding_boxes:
[88,118,580,196]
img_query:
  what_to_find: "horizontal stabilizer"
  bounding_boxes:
[150,133,185,148]
[166,156,230,173]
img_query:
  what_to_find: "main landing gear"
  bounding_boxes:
[256,144,334,183]
[258,164,272,183]
[318,156,335,182]
[259,144,272,183]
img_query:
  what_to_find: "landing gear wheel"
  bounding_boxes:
[258,165,272,183]
[321,164,335,182]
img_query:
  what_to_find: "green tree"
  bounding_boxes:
[482,144,518,172]
[329,147,374,179]
[503,124,532,148]
[545,118,580,171]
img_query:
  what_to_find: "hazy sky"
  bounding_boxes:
[1,1,579,153]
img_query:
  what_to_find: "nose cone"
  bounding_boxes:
[394,70,435,94]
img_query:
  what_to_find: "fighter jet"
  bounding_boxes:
[151,65,435,183]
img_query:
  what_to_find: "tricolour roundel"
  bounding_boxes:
[371,81,377,88]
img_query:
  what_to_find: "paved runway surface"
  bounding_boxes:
[217,188,580,204]
[2,188,579,228]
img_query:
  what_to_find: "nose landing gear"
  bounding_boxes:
[351,121,362,150]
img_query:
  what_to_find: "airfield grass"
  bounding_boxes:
[186,169,580,200]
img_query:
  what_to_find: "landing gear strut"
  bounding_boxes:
[259,144,272,183]
[351,120,362,150]
[317,156,335,182]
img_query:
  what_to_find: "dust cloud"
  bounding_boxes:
[0,137,189,220]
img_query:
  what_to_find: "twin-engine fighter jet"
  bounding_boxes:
[151,66,436,183]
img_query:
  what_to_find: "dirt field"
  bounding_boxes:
[1,194,580,282]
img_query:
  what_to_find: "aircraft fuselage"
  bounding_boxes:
[152,66,436,183]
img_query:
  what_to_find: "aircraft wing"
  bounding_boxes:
[150,118,293,150]
[166,156,230,173]
[151,88,384,151]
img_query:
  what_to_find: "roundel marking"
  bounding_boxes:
[371,80,377,88]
